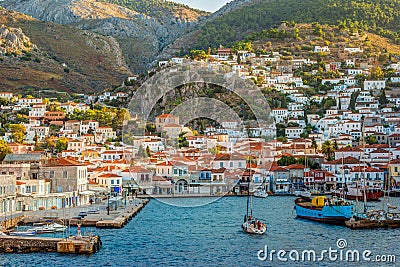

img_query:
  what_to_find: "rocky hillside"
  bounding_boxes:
[1,0,209,72]
[0,25,34,55]
[193,0,400,49]
[0,7,132,93]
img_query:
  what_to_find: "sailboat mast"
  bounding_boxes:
[246,172,250,217]
[383,143,392,212]
[361,122,367,213]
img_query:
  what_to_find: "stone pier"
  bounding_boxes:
[0,235,102,254]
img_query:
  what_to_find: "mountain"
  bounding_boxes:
[0,7,131,94]
[192,0,400,49]
[1,0,209,72]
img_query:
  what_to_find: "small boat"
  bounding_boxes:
[51,223,67,232]
[242,215,267,235]
[242,173,267,235]
[332,180,383,201]
[28,224,55,234]
[294,196,354,224]
[9,230,36,236]
[253,189,268,198]
[294,190,311,198]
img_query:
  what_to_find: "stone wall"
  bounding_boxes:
[0,236,60,253]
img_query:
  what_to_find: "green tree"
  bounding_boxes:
[311,137,318,152]
[277,155,297,166]
[365,135,378,145]
[321,140,335,161]
[0,140,12,161]
[138,144,147,159]
[55,137,68,153]
[146,146,151,157]
[208,146,221,155]
[349,91,360,111]
[379,89,388,106]
[178,131,189,148]
[370,66,384,80]
[189,50,208,60]
[8,124,26,144]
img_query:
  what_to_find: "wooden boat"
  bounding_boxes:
[294,196,354,224]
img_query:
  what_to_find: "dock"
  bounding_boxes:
[0,235,101,254]
[345,218,400,229]
[20,198,150,229]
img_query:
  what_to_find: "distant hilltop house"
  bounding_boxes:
[0,92,13,99]
[344,47,363,53]
[217,47,232,60]
[314,46,330,53]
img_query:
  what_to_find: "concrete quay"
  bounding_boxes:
[20,198,150,229]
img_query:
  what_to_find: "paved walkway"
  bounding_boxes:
[2,197,145,224]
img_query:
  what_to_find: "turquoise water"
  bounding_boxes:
[1,196,399,267]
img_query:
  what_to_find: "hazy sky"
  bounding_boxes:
[169,0,232,12]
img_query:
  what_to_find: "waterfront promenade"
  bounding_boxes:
[0,197,149,230]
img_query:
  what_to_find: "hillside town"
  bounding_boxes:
[0,39,400,218]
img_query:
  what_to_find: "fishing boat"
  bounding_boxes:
[242,172,267,234]
[331,180,383,201]
[294,196,354,224]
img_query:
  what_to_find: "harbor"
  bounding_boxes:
[0,196,398,266]
[18,198,150,229]
[0,198,149,254]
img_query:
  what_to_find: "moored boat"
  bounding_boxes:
[253,189,268,198]
[332,180,383,201]
[9,230,36,236]
[294,196,354,224]
[294,190,311,198]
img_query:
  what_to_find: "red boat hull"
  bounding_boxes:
[332,191,383,201]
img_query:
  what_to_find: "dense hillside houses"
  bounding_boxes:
[1,26,400,216]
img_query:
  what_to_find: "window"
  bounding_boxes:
[111,180,114,185]
[230,162,233,168]
[49,170,55,179]
[57,186,62,193]
[63,171,68,179]
[238,162,242,168]
[32,186,37,193]
[220,162,224,168]
[117,180,120,185]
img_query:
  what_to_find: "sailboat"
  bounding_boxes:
[345,137,400,228]
[242,171,267,234]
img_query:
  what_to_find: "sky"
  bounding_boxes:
[169,0,232,12]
